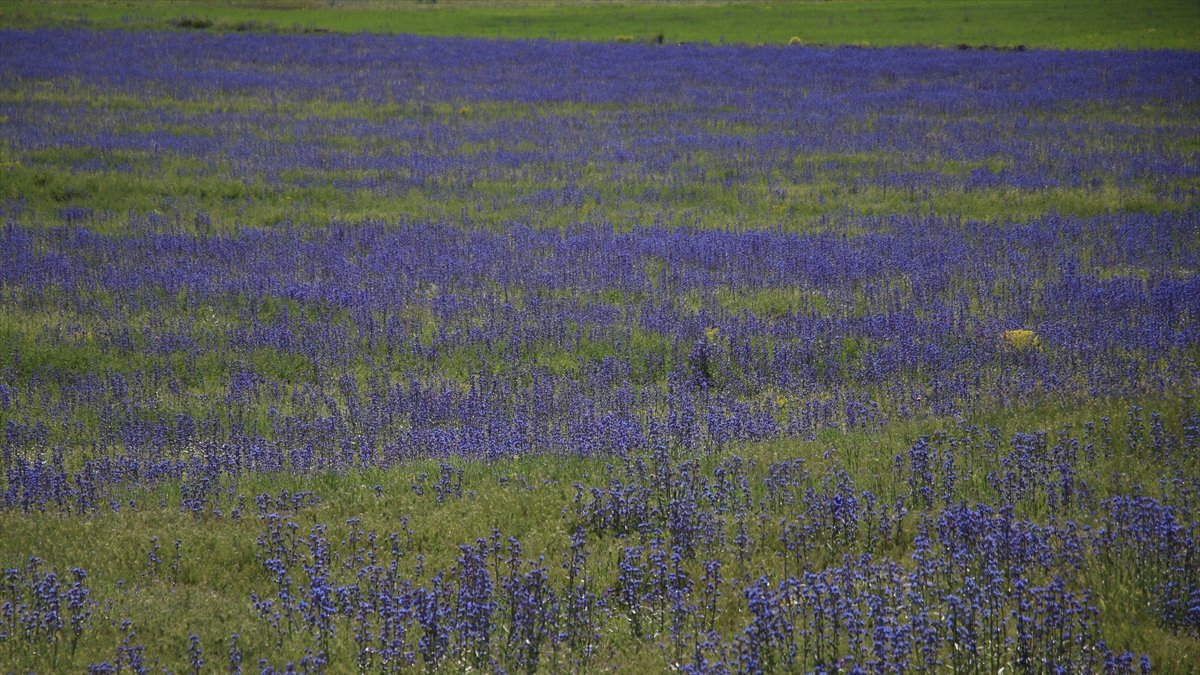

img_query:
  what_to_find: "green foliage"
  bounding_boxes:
[0,0,1196,49]
[717,285,830,319]
[1,0,1197,49]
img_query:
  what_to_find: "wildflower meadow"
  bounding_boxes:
[0,8,1198,673]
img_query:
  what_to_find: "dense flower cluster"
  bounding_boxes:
[0,216,1196,511]
[1,557,94,667]
[1,29,1196,230]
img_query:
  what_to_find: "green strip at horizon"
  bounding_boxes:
[1,0,1197,50]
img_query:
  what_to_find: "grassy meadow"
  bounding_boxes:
[0,4,1198,674]
[3,398,1198,671]
[0,0,1195,49]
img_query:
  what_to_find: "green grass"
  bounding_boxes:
[0,0,1196,50]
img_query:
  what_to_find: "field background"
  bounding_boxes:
[1,2,1198,673]
[1,0,1198,49]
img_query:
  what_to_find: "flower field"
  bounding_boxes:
[1,26,1199,673]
